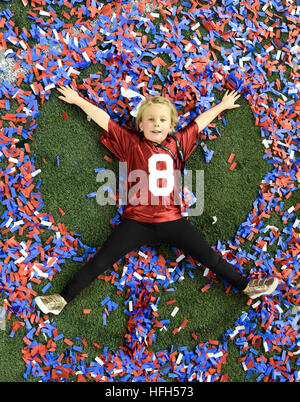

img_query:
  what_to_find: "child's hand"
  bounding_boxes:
[57,84,80,105]
[220,89,241,110]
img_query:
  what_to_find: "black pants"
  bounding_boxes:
[60,218,248,302]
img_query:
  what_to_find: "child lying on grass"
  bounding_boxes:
[35,85,279,315]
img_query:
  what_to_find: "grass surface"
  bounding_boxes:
[0,0,297,382]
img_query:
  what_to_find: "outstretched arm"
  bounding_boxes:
[57,84,110,132]
[194,89,241,132]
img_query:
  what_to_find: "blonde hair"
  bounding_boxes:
[136,96,178,132]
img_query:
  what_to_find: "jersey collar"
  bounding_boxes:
[144,135,171,147]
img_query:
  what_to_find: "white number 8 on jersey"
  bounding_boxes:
[148,153,174,197]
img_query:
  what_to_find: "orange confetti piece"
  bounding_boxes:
[201,283,211,292]
[64,338,73,346]
[166,299,177,305]
[229,161,237,170]
[227,153,235,163]
[180,318,188,329]
[104,155,113,163]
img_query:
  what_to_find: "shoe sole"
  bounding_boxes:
[248,278,279,299]
[34,296,60,315]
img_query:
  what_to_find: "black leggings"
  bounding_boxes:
[60,217,248,302]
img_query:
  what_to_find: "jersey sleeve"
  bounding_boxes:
[174,120,199,160]
[100,118,135,161]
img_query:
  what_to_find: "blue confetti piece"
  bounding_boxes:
[41,282,52,294]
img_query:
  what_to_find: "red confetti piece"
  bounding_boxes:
[229,161,237,170]
[104,155,113,163]
[201,283,211,293]
[227,153,235,163]
[64,338,73,346]
[180,318,188,330]
[166,299,177,305]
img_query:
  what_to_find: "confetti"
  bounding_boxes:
[0,0,299,383]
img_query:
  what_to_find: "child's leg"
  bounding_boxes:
[156,218,249,290]
[60,219,157,302]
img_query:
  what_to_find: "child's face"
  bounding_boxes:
[139,103,173,144]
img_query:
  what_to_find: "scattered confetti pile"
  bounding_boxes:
[0,0,299,382]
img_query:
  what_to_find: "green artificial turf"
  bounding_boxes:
[0,0,297,382]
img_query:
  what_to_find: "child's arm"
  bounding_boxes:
[57,84,110,132]
[194,89,241,132]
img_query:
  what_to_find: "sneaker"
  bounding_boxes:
[243,277,279,299]
[35,294,67,315]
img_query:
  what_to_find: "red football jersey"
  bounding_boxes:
[100,118,199,222]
